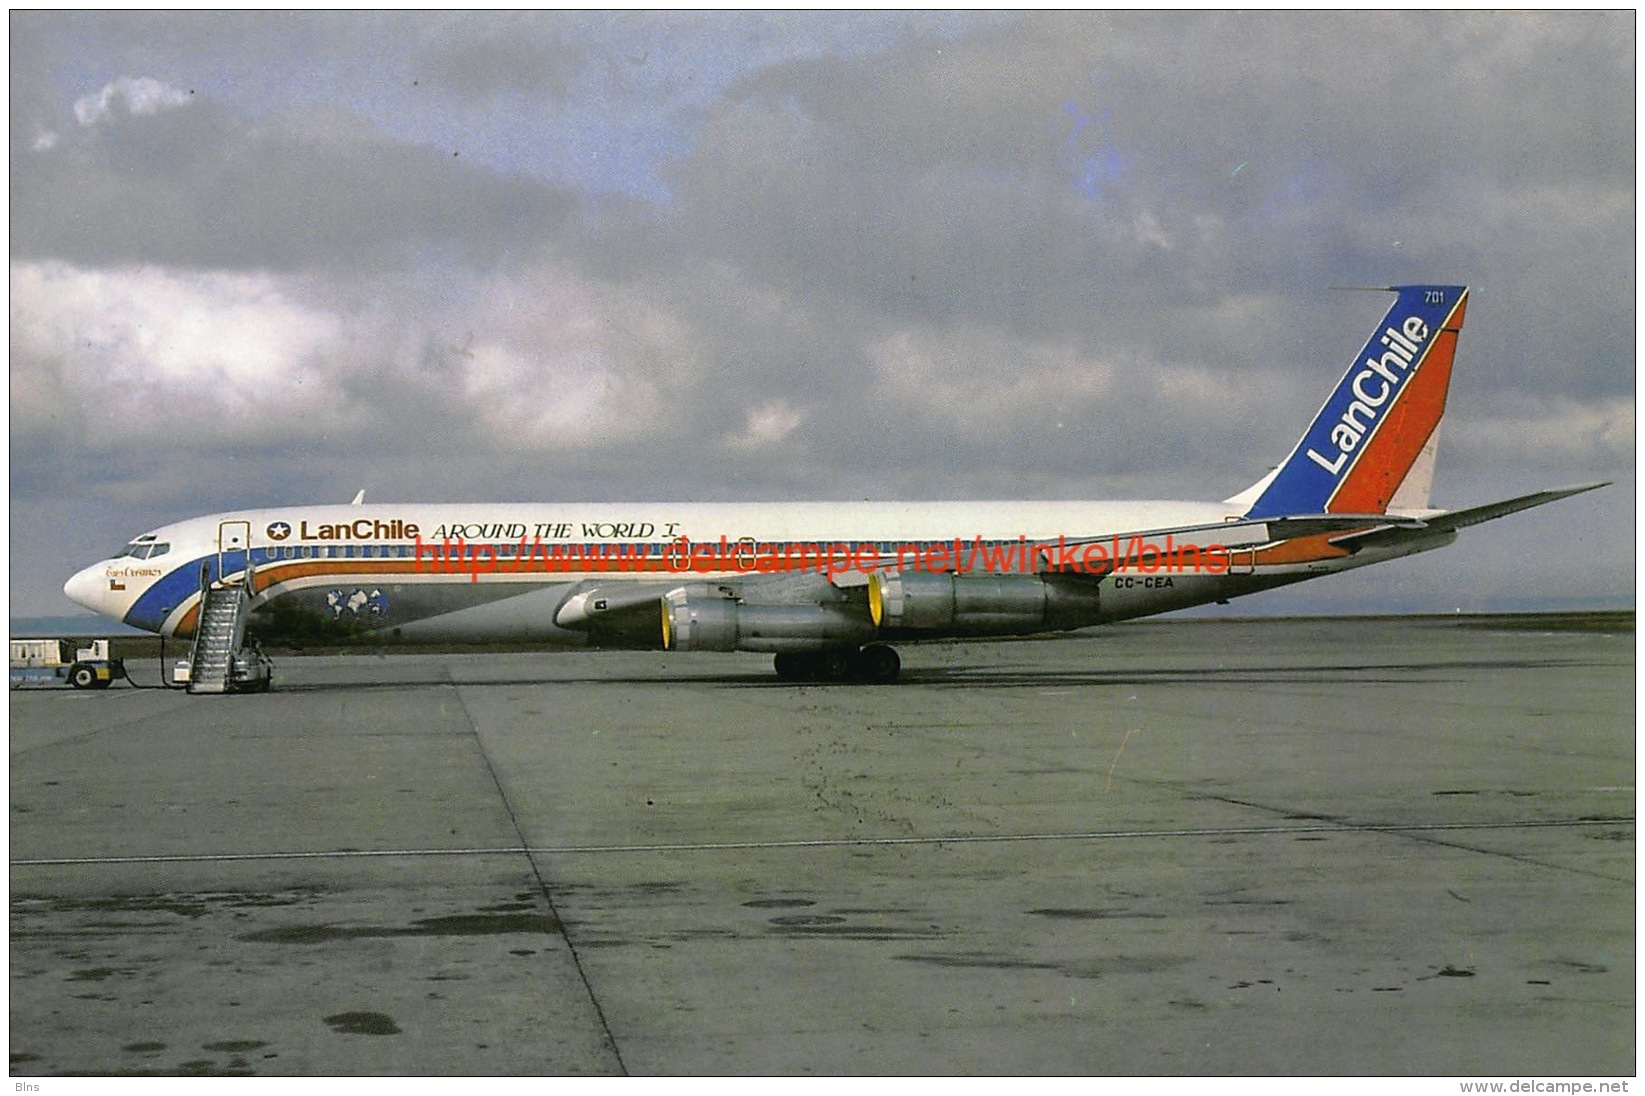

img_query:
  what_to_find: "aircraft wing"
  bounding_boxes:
[554,582,677,629]
[550,510,1447,632]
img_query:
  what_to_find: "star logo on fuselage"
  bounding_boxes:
[266,521,292,541]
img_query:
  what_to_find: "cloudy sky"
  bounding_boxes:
[10,11,1634,620]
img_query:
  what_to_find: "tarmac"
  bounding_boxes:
[8,616,1635,1077]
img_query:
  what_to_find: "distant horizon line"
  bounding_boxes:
[11,604,1634,638]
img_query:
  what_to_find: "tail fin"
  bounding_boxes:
[1235,285,1469,519]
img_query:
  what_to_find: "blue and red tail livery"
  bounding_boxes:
[1244,285,1468,519]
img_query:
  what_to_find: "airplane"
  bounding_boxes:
[63,284,1604,683]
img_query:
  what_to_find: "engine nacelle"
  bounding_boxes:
[662,594,875,653]
[868,571,1100,634]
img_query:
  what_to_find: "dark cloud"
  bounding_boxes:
[416,18,583,103]
[13,89,574,271]
[645,11,1631,339]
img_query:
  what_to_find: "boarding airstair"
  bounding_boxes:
[182,519,273,694]
[186,570,253,694]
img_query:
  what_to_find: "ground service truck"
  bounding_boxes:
[10,638,127,689]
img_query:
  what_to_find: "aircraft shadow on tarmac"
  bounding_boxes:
[207,655,1601,693]
[721,657,1593,689]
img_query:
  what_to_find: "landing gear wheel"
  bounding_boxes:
[773,646,901,684]
[819,650,855,681]
[853,644,901,683]
[773,652,812,681]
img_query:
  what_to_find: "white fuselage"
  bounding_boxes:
[62,498,1446,644]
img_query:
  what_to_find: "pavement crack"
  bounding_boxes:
[445,672,629,1076]
[1181,788,1633,884]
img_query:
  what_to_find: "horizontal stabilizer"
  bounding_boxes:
[1053,511,1427,554]
[1333,482,1609,550]
[1263,513,1426,538]
[1420,482,1611,532]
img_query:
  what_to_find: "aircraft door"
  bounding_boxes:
[218,520,251,580]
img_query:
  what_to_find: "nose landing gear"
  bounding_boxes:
[773,643,901,683]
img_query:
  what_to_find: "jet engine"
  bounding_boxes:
[662,594,875,653]
[868,571,1101,634]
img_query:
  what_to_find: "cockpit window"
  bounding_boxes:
[113,541,171,560]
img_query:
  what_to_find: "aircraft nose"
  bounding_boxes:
[63,564,107,613]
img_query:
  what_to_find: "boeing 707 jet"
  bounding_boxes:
[63,285,1604,683]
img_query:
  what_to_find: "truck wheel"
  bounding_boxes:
[68,664,97,690]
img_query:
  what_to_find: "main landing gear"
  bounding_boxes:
[772,644,901,684]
